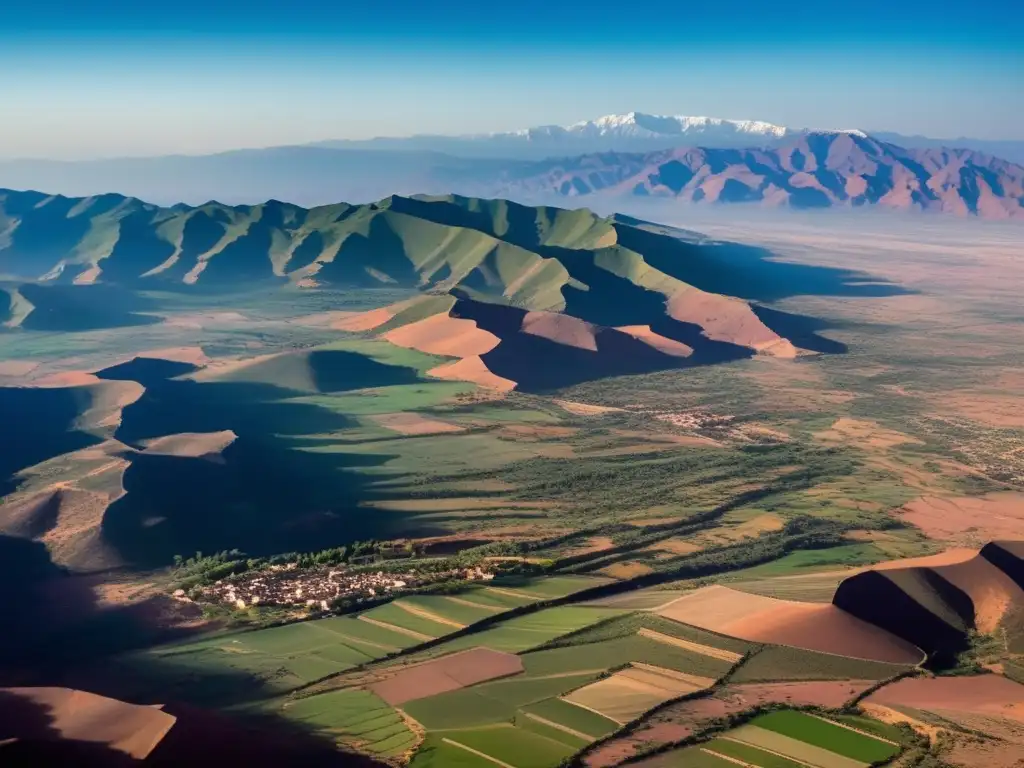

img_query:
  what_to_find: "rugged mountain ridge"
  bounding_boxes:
[314,112,1024,165]
[466,132,1024,219]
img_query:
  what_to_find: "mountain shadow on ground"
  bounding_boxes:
[750,305,849,354]
[0,386,106,497]
[16,284,162,331]
[97,352,450,566]
[452,297,752,392]
[611,221,912,302]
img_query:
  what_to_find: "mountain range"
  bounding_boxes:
[2,191,863,570]
[458,132,1024,219]
[1,131,1021,219]
[313,111,1024,165]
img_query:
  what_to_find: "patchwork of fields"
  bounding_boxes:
[643,710,904,768]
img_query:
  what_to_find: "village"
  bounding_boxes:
[181,562,496,612]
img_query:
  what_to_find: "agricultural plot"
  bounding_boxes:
[586,588,689,610]
[431,605,625,654]
[521,697,619,739]
[730,645,913,683]
[522,635,734,679]
[438,724,577,768]
[402,671,601,730]
[370,648,524,705]
[360,601,459,639]
[281,688,416,757]
[703,737,812,768]
[748,710,901,763]
[149,619,396,696]
[563,663,715,723]
[494,575,611,598]
[389,595,495,628]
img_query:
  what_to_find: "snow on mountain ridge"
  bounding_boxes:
[493,112,793,140]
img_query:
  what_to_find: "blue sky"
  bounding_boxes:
[2,0,1022,158]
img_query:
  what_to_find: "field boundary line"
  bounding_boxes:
[557,695,625,725]
[720,736,818,768]
[700,747,757,767]
[394,600,466,628]
[444,596,503,612]
[328,632,400,653]
[441,737,518,768]
[520,712,595,741]
[357,615,433,641]
[485,586,541,600]
[636,628,742,663]
[805,713,900,746]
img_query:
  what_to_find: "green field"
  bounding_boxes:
[282,688,415,756]
[397,595,498,626]
[493,574,610,599]
[521,697,619,738]
[539,612,755,656]
[438,724,576,768]
[360,602,458,638]
[705,738,809,768]
[402,671,600,730]
[514,712,591,749]
[522,635,733,678]
[316,615,423,651]
[730,645,912,683]
[751,710,901,763]
[430,606,624,654]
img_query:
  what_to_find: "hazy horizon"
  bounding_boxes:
[2,0,1022,160]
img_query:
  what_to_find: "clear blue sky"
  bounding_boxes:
[2,0,1022,159]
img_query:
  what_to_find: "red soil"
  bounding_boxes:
[522,311,599,351]
[658,585,922,664]
[331,307,394,331]
[383,312,500,357]
[427,355,516,391]
[900,494,1024,543]
[370,647,524,705]
[0,686,176,760]
[615,325,693,357]
[667,288,787,354]
[868,675,1024,723]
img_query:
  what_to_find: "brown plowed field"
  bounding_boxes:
[656,585,922,664]
[370,647,524,705]
[867,675,1024,723]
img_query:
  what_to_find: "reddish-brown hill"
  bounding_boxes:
[480,132,1024,219]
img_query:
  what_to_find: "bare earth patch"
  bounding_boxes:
[657,585,923,664]
[370,648,524,705]
[383,312,500,357]
[815,417,923,451]
[565,664,715,723]
[1,686,177,760]
[553,399,623,416]
[428,356,516,391]
[867,675,1024,724]
[369,412,465,435]
[899,493,1024,543]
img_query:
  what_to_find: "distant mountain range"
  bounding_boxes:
[454,132,1024,219]
[312,111,1024,164]
[0,129,1021,219]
